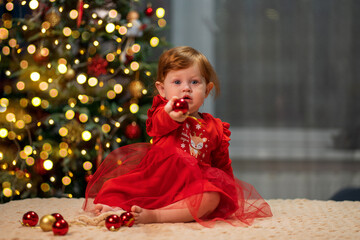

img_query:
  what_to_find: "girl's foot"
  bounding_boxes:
[130,205,159,224]
[94,204,121,216]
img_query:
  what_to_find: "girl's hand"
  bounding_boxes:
[164,97,189,122]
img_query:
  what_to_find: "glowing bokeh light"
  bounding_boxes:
[130,61,140,71]
[65,110,75,119]
[43,160,53,170]
[130,103,139,113]
[156,8,165,18]
[29,0,39,10]
[69,9,78,19]
[32,97,41,107]
[150,37,159,47]
[82,131,92,141]
[62,176,71,186]
[105,23,115,33]
[59,127,68,137]
[77,73,87,84]
[30,72,40,81]
[0,128,8,138]
[83,161,93,171]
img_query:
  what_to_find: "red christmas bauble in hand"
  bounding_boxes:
[173,98,189,114]
[105,214,122,231]
[125,122,141,139]
[22,211,39,227]
[52,219,69,235]
[120,212,134,227]
[51,213,63,221]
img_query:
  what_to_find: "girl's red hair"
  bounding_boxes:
[156,46,220,96]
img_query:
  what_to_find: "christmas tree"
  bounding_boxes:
[0,0,168,202]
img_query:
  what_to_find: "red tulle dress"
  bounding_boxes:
[83,95,272,227]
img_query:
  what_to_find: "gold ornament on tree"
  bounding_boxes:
[64,120,85,143]
[128,72,145,98]
[64,67,76,80]
[45,10,61,27]
[40,215,56,231]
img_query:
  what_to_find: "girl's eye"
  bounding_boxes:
[174,80,181,84]
[191,80,199,84]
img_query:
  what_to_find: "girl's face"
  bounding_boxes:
[156,64,213,117]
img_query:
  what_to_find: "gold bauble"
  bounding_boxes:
[128,80,144,98]
[65,68,76,80]
[45,11,61,27]
[64,120,85,143]
[40,215,56,232]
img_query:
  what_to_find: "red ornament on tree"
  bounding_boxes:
[33,50,48,63]
[120,212,134,227]
[51,213,63,221]
[85,173,93,182]
[173,98,189,114]
[87,55,108,77]
[22,211,39,227]
[34,159,47,175]
[52,219,69,235]
[105,214,122,231]
[144,6,154,16]
[125,122,141,139]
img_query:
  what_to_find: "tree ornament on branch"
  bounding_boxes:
[144,4,154,16]
[125,122,141,140]
[45,9,61,27]
[87,55,108,77]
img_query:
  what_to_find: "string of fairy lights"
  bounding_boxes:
[0,0,166,200]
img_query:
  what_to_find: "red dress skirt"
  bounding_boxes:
[82,143,272,227]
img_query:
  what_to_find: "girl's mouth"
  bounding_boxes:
[182,95,191,101]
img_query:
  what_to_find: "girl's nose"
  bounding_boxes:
[182,82,191,92]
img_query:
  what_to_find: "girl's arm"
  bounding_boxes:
[211,122,235,178]
[146,96,188,137]
[146,106,182,137]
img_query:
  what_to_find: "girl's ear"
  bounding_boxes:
[205,82,214,97]
[155,81,166,98]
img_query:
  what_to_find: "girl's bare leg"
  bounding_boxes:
[131,192,220,224]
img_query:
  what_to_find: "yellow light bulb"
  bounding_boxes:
[29,0,39,10]
[0,128,8,138]
[58,127,68,137]
[156,8,165,18]
[105,23,115,33]
[58,64,67,74]
[82,131,92,141]
[150,37,159,47]
[77,73,87,84]
[32,97,41,107]
[114,84,123,94]
[62,176,71,186]
[30,72,40,81]
[43,160,53,170]
[83,161,93,171]
[65,110,75,120]
[130,103,139,113]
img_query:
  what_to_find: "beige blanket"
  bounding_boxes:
[1,198,359,240]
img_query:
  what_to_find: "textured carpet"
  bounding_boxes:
[1,198,359,240]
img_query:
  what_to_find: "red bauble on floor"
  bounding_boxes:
[22,211,39,227]
[120,212,135,227]
[105,214,122,231]
[52,219,69,235]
